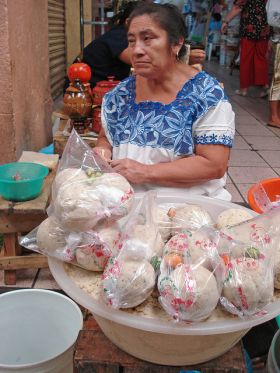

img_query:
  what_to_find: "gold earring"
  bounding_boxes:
[176,50,180,61]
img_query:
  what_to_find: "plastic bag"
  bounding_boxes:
[20,129,134,271]
[167,203,214,236]
[157,226,222,322]
[222,207,280,293]
[20,216,121,271]
[217,227,276,318]
[50,129,134,232]
[102,191,162,309]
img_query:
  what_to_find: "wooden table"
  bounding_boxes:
[0,170,56,285]
[74,315,247,373]
[53,128,98,157]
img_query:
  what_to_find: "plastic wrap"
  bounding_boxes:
[167,203,214,236]
[20,130,134,270]
[50,130,134,231]
[21,218,121,271]
[157,227,222,322]
[217,226,276,317]
[102,192,161,309]
[222,207,280,293]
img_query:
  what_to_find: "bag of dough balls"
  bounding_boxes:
[220,255,274,317]
[20,216,121,271]
[222,206,280,245]
[157,227,222,322]
[217,231,276,317]
[102,191,162,308]
[167,203,214,236]
[49,129,134,232]
[216,208,254,230]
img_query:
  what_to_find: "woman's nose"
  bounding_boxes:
[132,40,145,56]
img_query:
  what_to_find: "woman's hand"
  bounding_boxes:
[189,49,206,65]
[221,21,228,34]
[110,158,148,184]
[93,147,112,162]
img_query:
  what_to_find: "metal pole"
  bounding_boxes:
[100,0,105,35]
[80,0,84,51]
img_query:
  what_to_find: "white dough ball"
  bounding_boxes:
[222,258,273,315]
[54,183,104,231]
[158,264,219,321]
[103,259,155,308]
[169,204,213,235]
[216,208,254,230]
[54,168,88,192]
[36,216,66,253]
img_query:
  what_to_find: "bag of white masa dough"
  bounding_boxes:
[168,203,214,236]
[157,226,222,322]
[217,230,276,317]
[20,129,133,269]
[50,129,134,232]
[221,207,280,291]
[20,213,122,271]
[102,191,163,308]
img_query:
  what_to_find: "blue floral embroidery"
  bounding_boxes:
[102,71,233,156]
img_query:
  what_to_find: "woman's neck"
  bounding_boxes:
[135,64,199,104]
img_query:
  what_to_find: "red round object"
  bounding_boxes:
[92,76,120,105]
[67,63,91,83]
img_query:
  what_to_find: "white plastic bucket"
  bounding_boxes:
[267,329,280,373]
[0,289,83,373]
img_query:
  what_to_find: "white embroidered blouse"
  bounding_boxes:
[101,71,235,200]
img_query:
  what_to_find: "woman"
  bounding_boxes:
[221,0,271,97]
[95,3,235,201]
[267,27,280,128]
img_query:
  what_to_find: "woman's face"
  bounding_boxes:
[127,15,176,78]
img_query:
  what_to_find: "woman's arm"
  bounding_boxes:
[94,128,113,161]
[221,4,242,34]
[110,144,230,187]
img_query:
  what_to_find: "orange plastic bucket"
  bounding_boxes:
[247,178,280,213]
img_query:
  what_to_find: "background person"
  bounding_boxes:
[95,3,235,201]
[221,0,271,97]
[267,27,280,128]
[64,1,206,92]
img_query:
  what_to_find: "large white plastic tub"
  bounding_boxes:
[0,289,83,373]
[48,193,280,365]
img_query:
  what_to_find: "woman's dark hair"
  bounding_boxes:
[109,1,140,27]
[127,3,188,59]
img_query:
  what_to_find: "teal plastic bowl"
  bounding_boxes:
[0,162,49,202]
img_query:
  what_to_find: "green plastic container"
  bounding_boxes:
[0,162,49,202]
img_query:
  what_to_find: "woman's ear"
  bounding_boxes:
[177,36,185,50]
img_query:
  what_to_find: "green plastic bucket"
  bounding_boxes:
[0,162,49,202]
